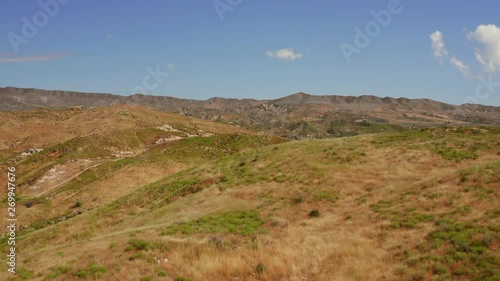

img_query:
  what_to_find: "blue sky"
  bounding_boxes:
[1,0,500,105]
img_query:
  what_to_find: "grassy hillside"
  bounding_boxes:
[1,125,498,281]
[0,105,269,234]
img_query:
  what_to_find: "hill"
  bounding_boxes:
[1,87,499,139]
[0,105,498,281]
[0,105,286,252]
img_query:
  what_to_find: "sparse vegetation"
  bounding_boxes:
[308,209,320,217]
[1,123,498,281]
[74,200,83,208]
[12,267,34,281]
[44,262,107,280]
[44,265,72,280]
[77,262,107,279]
[127,238,152,251]
[291,195,303,204]
[161,211,265,236]
[436,147,478,162]
[128,252,146,261]
[256,262,265,274]
[396,220,500,280]
[314,190,339,203]
[371,200,434,229]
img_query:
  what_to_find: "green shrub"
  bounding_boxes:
[436,148,478,162]
[14,267,34,281]
[128,252,146,261]
[75,269,88,278]
[314,190,339,203]
[161,211,264,236]
[127,239,151,251]
[74,262,107,278]
[308,209,320,218]
[74,200,83,208]
[404,220,500,280]
[88,262,107,275]
[256,262,265,274]
[273,174,286,183]
[291,195,303,204]
[45,265,71,280]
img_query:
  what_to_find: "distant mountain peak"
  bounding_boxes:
[293,92,310,96]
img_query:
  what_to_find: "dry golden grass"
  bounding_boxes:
[0,104,252,155]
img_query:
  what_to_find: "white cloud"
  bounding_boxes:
[266,48,303,61]
[167,62,175,69]
[449,57,471,77]
[430,31,448,63]
[468,24,500,72]
[0,54,62,63]
[106,33,116,40]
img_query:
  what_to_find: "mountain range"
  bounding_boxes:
[1,87,499,139]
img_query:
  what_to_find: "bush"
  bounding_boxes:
[292,195,303,204]
[256,262,265,274]
[128,252,145,261]
[45,265,72,279]
[74,262,107,279]
[127,239,151,251]
[74,200,83,208]
[314,190,339,203]
[87,262,107,277]
[161,211,264,236]
[308,209,320,218]
[75,270,88,278]
[14,267,34,281]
